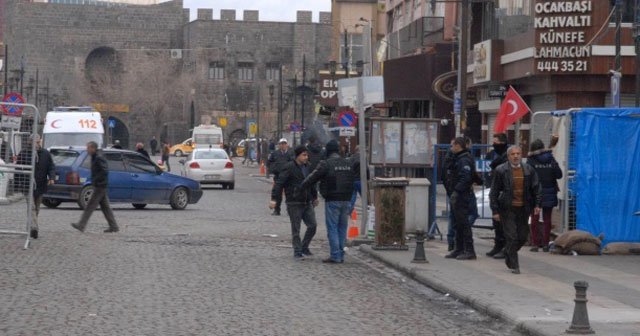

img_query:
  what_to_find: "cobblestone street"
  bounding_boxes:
[1,159,524,335]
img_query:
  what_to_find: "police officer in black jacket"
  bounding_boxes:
[71,142,119,233]
[268,138,295,215]
[301,140,355,263]
[445,137,477,260]
[270,145,318,259]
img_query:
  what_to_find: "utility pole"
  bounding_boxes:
[293,74,298,146]
[301,54,306,130]
[344,28,350,78]
[3,44,8,96]
[278,63,283,139]
[455,0,470,137]
[615,0,622,72]
[635,0,640,107]
[35,69,39,107]
[256,87,260,140]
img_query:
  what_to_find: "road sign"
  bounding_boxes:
[289,121,302,132]
[108,119,116,129]
[338,110,357,127]
[2,92,26,116]
[488,85,507,99]
[249,122,258,137]
[218,117,227,128]
[0,115,21,130]
[453,91,462,114]
[338,127,356,137]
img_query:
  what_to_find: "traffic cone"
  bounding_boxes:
[259,160,266,176]
[348,210,359,239]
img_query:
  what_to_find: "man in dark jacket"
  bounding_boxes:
[490,145,541,274]
[268,138,295,215]
[270,145,318,259]
[150,136,158,156]
[306,135,325,173]
[136,142,150,159]
[71,141,119,233]
[527,139,563,252]
[486,132,509,258]
[16,136,56,239]
[301,140,355,263]
[445,137,477,260]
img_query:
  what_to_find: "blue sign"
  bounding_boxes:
[289,121,302,132]
[338,111,356,127]
[108,119,116,129]
[2,92,26,116]
[476,159,491,173]
[453,91,462,114]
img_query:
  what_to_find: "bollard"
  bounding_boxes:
[566,281,595,334]
[411,230,429,263]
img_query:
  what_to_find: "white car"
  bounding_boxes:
[180,148,235,189]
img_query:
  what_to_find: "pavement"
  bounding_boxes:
[0,156,526,335]
[360,233,640,336]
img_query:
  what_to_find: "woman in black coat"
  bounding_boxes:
[527,139,563,252]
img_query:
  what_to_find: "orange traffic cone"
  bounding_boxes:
[348,210,359,239]
[259,160,266,176]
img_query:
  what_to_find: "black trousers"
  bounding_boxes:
[502,207,529,270]
[451,192,475,254]
[77,187,119,231]
[273,174,282,212]
[492,218,506,251]
[287,203,317,255]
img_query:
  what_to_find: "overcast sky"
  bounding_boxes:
[182,0,332,22]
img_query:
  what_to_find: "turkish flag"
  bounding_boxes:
[494,86,530,133]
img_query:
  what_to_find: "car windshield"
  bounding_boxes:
[194,134,221,145]
[195,151,227,160]
[49,149,80,166]
[44,133,103,149]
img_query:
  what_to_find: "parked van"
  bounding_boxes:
[43,107,104,149]
[192,124,223,149]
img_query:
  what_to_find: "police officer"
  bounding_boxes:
[445,137,477,260]
[267,138,295,215]
[300,140,355,263]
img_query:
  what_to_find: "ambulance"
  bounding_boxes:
[43,106,104,149]
[192,124,224,149]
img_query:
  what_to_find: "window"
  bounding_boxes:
[266,63,280,81]
[104,153,126,171]
[195,150,228,160]
[339,33,364,68]
[209,62,225,80]
[609,0,635,23]
[50,149,80,166]
[125,154,158,174]
[238,62,254,81]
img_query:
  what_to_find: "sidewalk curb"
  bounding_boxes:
[359,245,554,336]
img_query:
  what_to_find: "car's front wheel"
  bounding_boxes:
[78,186,94,210]
[42,198,62,208]
[170,187,189,210]
[132,203,147,209]
[174,150,183,157]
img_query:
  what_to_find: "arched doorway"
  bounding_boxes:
[107,117,130,149]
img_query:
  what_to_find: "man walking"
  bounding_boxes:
[17,136,55,239]
[150,136,158,156]
[486,133,509,259]
[490,145,541,274]
[270,145,318,259]
[267,138,294,216]
[301,140,354,264]
[445,137,477,260]
[71,141,119,233]
[136,142,150,159]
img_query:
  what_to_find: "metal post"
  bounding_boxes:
[35,69,39,107]
[256,87,260,139]
[566,281,595,334]
[635,0,640,107]
[301,54,306,130]
[293,75,298,146]
[357,80,369,239]
[615,0,622,72]
[3,44,8,96]
[411,230,429,263]
[344,28,350,78]
[456,0,470,137]
[278,64,283,139]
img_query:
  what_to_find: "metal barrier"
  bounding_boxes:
[428,143,493,239]
[0,102,40,249]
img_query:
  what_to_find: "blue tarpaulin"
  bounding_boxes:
[573,108,640,244]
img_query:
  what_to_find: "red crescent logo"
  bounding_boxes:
[51,119,62,129]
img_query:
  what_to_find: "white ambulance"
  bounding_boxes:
[192,124,224,149]
[43,107,104,149]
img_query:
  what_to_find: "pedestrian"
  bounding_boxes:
[527,139,562,252]
[349,145,368,211]
[270,145,318,260]
[112,140,123,149]
[161,142,171,172]
[306,135,325,173]
[136,142,150,159]
[267,138,295,216]
[71,141,119,233]
[444,137,477,260]
[489,145,541,274]
[300,140,355,263]
[486,132,509,259]
[15,135,55,239]
[259,139,269,166]
[150,136,158,156]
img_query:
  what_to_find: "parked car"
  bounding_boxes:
[42,147,203,210]
[170,138,194,157]
[180,148,235,189]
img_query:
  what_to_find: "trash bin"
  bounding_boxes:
[370,177,409,250]
[405,178,431,233]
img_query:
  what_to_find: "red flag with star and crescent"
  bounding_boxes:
[494,86,531,133]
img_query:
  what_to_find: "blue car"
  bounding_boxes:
[43,147,203,210]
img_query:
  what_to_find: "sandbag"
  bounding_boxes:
[551,230,601,255]
[602,242,640,255]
